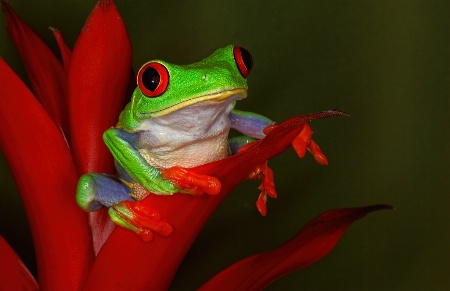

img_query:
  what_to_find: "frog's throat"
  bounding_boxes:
[147,88,247,118]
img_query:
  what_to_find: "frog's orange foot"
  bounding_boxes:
[292,123,328,165]
[161,166,221,196]
[108,200,173,242]
[248,161,277,216]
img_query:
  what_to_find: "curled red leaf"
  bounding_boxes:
[200,204,393,290]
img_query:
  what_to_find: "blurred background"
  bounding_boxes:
[0,0,449,289]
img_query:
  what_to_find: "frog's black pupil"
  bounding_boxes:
[142,67,160,92]
[240,48,253,71]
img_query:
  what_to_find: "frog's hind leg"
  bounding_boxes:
[228,135,256,155]
[76,173,133,212]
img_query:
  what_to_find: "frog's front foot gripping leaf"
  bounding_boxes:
[241,122,329,215]
[265,122,328,165]
[161,166,221,196]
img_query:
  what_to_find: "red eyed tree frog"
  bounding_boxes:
[76,45,326,241]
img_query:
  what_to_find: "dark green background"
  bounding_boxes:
[1,0,449,290]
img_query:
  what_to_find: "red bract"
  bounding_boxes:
[200,205,393,290]
[0,236,38,290]
[0,57,92,290]
[68,0,131,175]
[66,0,132,252]
[0,1,391,290]
[2,0,69,134]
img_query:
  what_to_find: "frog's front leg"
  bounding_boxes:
[229,109,275,139]
[104,128,220,195]
[103,128,179,195]
[102,128,220,240]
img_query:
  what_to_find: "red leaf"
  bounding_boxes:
[0,58,93,290]
[67,0,132,250]
[68,0,132,175]
[83,111,347,290]
[0,236,38,291]
[200,205,393,290]
[2,1,69,134]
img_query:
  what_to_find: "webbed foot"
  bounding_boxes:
[265,123,328,165]
[291,123,328,165]
[161,166,221,196]
[251,162,277,216]
[108,201,173,242]
[235,138,277,216]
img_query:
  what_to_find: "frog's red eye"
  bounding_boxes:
[233,46,253,78]
[137,62,169,97]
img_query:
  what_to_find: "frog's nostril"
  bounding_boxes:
[202,74,207,80]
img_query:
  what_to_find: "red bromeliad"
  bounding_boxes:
[0,1,391,290]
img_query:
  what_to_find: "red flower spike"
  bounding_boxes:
[200,204,393,290]
[2,1,69,135]
[83,110,348,290]
[68,0,132,175]
[50,27,72,73]
[0,236,38,290]
[0,58,93,290]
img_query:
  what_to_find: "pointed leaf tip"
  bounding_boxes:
[49,27,72,72]
[99,0,113,8]
[0,236,38,290]
[200,204,393,290]
[2,1,69,134]
[69,0,131,174]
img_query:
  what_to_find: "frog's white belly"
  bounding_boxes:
[135,99,234,169]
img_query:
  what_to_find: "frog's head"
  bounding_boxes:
[119,45,253,131]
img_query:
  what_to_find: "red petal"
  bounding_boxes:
[200,205,393,290]
[2,1,69,134]
[0,236,38,290]
[50,27,72,72]
[83,111,347,290]
[68,0,132,175]
[0,58,93,290]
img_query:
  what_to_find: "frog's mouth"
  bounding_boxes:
[148,88,247,118]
